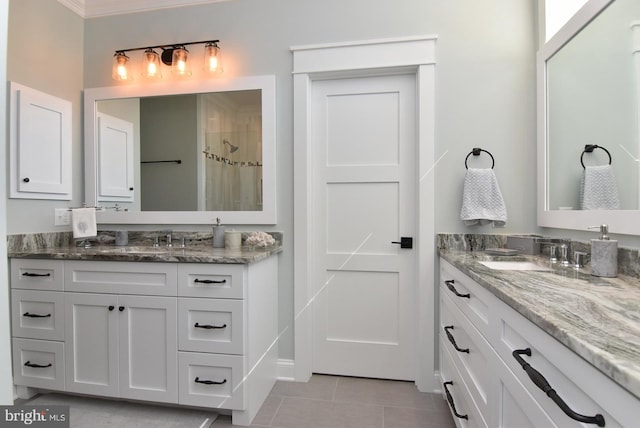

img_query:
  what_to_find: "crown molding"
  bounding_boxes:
[57,0,231,18]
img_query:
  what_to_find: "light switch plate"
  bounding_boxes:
[54,208,70,226]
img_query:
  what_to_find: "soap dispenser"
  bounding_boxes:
[588,224,617,278]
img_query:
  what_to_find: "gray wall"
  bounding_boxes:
[6,0,84,233]
[81,0,540,362]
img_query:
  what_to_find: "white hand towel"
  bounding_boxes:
[460,168,507,227]
[71,208,97,239]
[579,165,620,210]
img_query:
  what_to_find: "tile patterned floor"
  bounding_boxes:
[214,375,457,428]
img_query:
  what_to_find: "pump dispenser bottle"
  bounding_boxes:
[588,224,617,278]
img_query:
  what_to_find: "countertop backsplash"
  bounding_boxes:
[438,233,640,280]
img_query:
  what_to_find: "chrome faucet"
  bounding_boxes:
[534,237,571,263]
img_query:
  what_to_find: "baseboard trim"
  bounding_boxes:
[276,359,296,381]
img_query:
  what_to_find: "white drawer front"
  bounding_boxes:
[11,259,64,291]
[178,352,244,410]
[495,303,627,428]
[441,291,491,417]
[65,261,177,296]
[12,290,64,341]
[13,338,65,391]
[440,260,490,338]
[440,343,488,428]
[178,264,244,299]
[178,298,244,355]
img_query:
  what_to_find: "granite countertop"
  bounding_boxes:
[439,249,640,400]
[8,243,282,264]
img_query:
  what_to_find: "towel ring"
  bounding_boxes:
[580,144,611,169]
[465,148,495,169]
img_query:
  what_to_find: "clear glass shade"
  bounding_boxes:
[171,46,191,76]
[142,49,162,79]
[203,43,223,74]
[112,52,132,81]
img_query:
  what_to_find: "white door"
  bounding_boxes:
[65,292,119,397]
[119,295,177,403]
[97,113,135,202]
[311,73,417,380]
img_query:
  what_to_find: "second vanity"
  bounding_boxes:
[439,248,640,427]
[8,239,281,427]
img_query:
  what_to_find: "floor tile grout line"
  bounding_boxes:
[266,396,285,427]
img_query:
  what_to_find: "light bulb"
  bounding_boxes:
[142,48,162,79]
[112,52,132,81]
[171,46,191,76]
[203,42,223,74]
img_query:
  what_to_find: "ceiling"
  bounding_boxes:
[57,0,231,18]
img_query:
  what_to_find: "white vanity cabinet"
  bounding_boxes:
[10,255,279,427]
[439,258,637,428]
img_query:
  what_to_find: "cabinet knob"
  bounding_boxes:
[22,177,30,183]
[129,187,134,191]
[108,305,115,311]
[119,306,125,312]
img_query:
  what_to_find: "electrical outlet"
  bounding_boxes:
[54,208,71,226]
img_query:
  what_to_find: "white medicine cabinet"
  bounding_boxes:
[9,82,72,200]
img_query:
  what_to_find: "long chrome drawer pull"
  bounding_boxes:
[444,326,470,353]
[24,361,52,368]
[194,377,227,385]
[194,278,227,284]
[22,272,51,277]
[443,381,469,420]
[23,312,52,318]
[444,280,470,299]
[194,322,227,329]
[512,348,605,427]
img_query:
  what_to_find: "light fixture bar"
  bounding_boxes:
[114,39,220,55]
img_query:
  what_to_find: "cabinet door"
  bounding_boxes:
[119,295,178,403]
[65,293,119,397]
[97,113,135,202]
[9,82,72,199]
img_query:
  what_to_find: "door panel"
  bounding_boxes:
[312,73,417,380]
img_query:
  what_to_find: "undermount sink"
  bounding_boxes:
[478,260,552,271]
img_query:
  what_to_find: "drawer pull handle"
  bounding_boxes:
[443,381,468,420]
[194,278,227,284]
[23,312,51,318]
[444,326,469,353]
[512,348,605,427]
[194,322,227,330]
[445,280,470,299]
[194,377,227,385]
[24,361,52,369]
[22,272,51,278]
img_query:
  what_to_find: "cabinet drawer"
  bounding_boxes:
[11,259,64,291]
[12,290,64,341]
[440,291,491,417]
[495,302,628,428]
[440,344,487,428]
[13,338,65,391]
[440,260,490,338]
[178,264,244,299]
[65,261,177,296]
[178,298,244,355]
[178,352,244,410]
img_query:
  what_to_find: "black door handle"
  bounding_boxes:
[391,237,413,249]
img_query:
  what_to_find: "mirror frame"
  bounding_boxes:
[537,0,640,235]
[84,75,276,225]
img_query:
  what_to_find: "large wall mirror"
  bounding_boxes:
[84,75,276,224]
[537,0,640,235]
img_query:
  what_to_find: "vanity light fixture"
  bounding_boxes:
[112,40,222,81]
